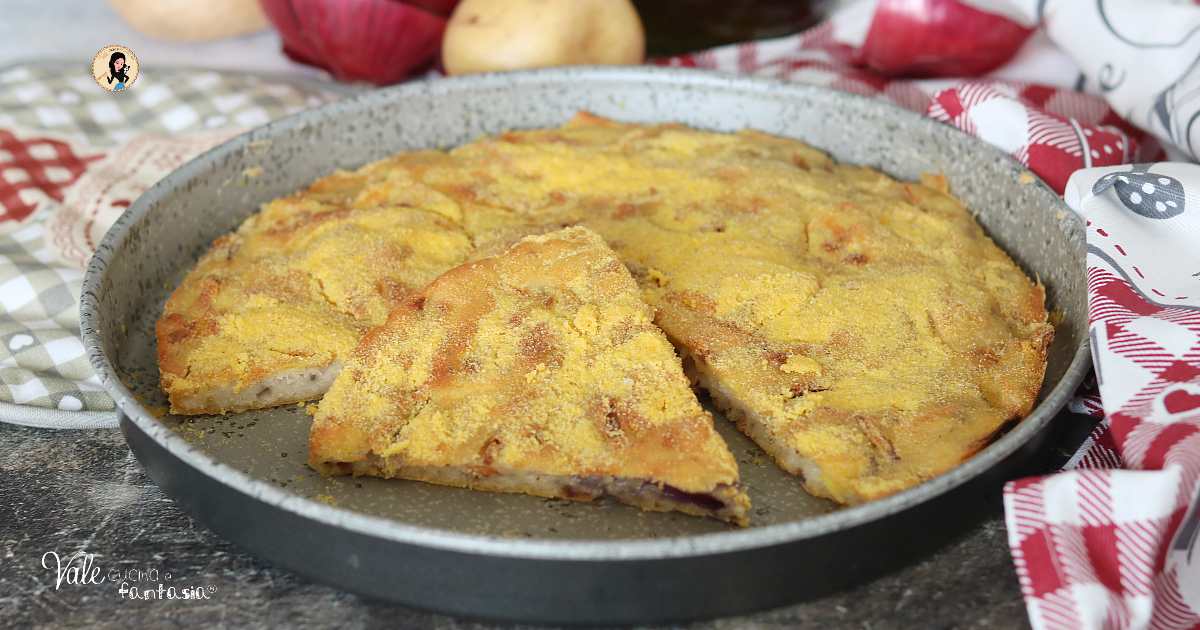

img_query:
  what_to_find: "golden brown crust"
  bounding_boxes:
[310,227,749,524]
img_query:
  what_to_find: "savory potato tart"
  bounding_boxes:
[309,227,750,524]
[158,112,1052,509]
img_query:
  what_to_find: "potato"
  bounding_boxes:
[108,0,270,42]
[442,0,645,75]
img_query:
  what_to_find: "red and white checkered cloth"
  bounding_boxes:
[1004,162,1200,629]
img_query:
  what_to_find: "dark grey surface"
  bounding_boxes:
[0,420,1051,629]
[78,67,1090,623]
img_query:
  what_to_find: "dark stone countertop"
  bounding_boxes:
[0,414,1097,630]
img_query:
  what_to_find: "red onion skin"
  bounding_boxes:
[259,0,454,85]
[861,0,1034,78]
[403,0,459,18]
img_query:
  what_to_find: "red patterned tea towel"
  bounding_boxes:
[1001,0,1200,161]
[47,131,238,269]
[0,126,104,234]
[926,84,1136,193]
[995,0,1200,627]
[1005,163,1200,630]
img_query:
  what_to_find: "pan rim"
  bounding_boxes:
[80,64,1090,563]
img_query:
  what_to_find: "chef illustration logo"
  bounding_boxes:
[92,45,138,92]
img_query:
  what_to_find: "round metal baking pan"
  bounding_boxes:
[81,66,1089,625]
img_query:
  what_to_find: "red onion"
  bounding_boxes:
[258,0,459,85]
[401,0,459,17]
[860,0,1034,78]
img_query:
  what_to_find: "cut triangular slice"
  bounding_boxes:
[309,226,750,525]
[156,154,473,415]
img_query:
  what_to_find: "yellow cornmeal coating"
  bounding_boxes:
[310,227,747,520]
